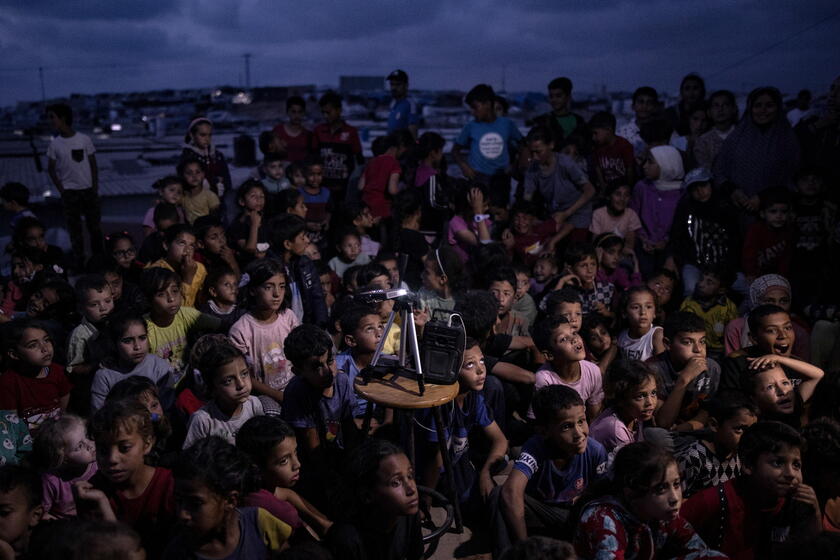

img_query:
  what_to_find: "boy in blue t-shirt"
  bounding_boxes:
[419,338,508,512]
[452,84,523,212]
[495,384,607,550]
[335,303,383,417]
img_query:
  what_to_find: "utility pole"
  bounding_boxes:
[39,66,46,105]
[501,64,507,93]
[243,53,252,89]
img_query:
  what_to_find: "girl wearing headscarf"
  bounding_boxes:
[631,145,685,278]
[713,86,800,214]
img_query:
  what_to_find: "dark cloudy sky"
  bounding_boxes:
[1,0,839,107]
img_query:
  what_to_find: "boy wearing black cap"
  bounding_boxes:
[386,69,418,138]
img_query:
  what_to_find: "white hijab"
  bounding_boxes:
[651,145,685,191]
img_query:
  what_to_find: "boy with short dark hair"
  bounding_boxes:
[270,214,328,327]
[66,274,115,413]
[452,84,523,211]
[720,304,798,392]
[335,303,383,417]
[650,311,722,431]
[676,393,758,498]
[46,103,103,263]
[256,152,291,195]
[487,267,530,337]
[679,267,738,360]
[543,287,584,333]
[0,182,35,233]
[310,91,363,195]
[617,86,660,159]
[0,464,44,558]
[589,111,637,191]
[530,76,588,150]
[282,324,357,455]
[497,384,607,549]
[742,186,795,282]
[681,421,821,559]
[138,202,181,265]
[273,95,313,164]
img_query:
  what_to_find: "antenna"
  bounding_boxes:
[242,53,252,89]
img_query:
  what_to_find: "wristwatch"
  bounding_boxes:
[474,214,490,223]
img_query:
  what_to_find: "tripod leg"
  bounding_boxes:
[361,402,374,437]
[433,406,463,533]
[371,309,398,367]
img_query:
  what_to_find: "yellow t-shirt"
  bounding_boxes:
[147,259,207,308]
[182,186,220,224]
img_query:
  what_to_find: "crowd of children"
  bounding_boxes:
[0,72,838,559]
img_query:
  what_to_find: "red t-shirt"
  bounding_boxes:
[593,137,636,184]
[0,363,71,432]
[681,478,786,560]
[95,466,175,558]
[243,489,302,529]
[512,219,559,266]
[272,124,312,163]
[362,154,402,218]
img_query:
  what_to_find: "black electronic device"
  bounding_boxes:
[420,315,465,385]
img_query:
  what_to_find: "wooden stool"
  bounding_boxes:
[355,373,464,533]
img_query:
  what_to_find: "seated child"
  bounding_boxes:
[105,376,176,465]
[647,268,679,325]
[163,436,291,559]
[178,158,220,224]
[353,263,401,356]
[616,286,665,361]
[648,311,722,431]
[530,254,559,301]
[106,231,144,287]
[720,304,800,392]
[419,338,508,511]
[589,360,658,453]
[678,266,738,360]
[543,287,584,333]
[137,202,180,265]
[227,179,270,264]
[194,215,241,277]
[196,265,245,332]
[256,152,291,195]
[741,186,794,282]
[579,312,617,374]
[501,202,565,267]
[281,324,358,455]
[417,246,464,316]
[65,274,115,414]
[74,399,175,559]
[275,187,308,221]
[325,438,423,560]
[589,182,641,254]
[576,442,725,559]
[142,176,185,236]
[511,264,538,331]
[738,350,823,429]
[682,421,822,559]
[229,258,299,403]
[1,247,45,316]
[237,415,332,536]
[0,181,36,233]
[801,418,840,532]
[91,314,174,412]
[488,267,530,337]
[141,267,221,377]
[270,214,329,328]
[498,385,607,550]
[0,409,30,467]
[328,229,371,280]
[675,393,758,498]
[300,158,331,236]
[724,273,810,359]
[0,464,44,558]
[589,111,637,191]
[335,303,384,417]
[146,224,207,308]
[182,338,265,448]
[0,319,71,434]
[557,242,615,317]
[531,316,604,420]
[32,414,97,519]
[594,232,641,292]
[11,217,65,272]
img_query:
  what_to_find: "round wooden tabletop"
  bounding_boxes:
[354,373,459,409]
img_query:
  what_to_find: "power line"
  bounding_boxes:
[708,7,840,79]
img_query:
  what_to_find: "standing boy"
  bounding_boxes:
[452,84,523,213]
[386,69,419,137]
[531,76,589,151]
[310,91,363,197]
[617,86,660,159]
[46,103,103,263]
[589,111,637,191]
